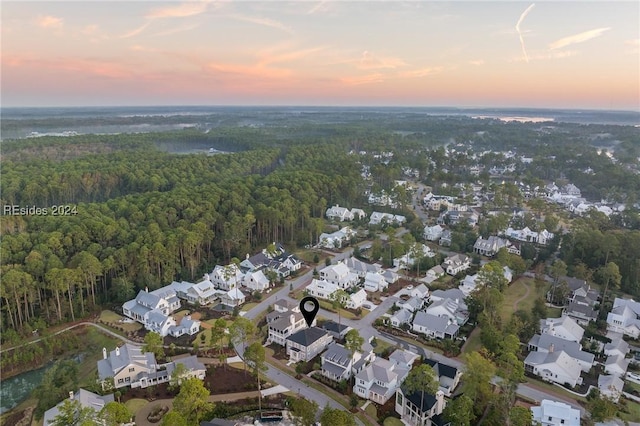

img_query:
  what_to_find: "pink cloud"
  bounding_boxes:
[36,15,63,29]
[340,73,385,85]
[397,67,443,78]
[549,27,611,50]
[146,1,210,19]
[358,51,406,70]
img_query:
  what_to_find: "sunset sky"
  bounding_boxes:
[2,1,639,110]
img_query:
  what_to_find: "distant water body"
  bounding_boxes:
[1,106,638,139]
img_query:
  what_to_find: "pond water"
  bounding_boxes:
[0,365,49,414]
[0,353,85,414]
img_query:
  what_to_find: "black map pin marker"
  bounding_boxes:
[299,296,320,328]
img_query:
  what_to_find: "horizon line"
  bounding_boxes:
[2,104,639,114]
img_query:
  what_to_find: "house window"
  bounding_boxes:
[125,377,130,382]
[129,367,135,372]
[561,421,565,424]
[118,379,124,384]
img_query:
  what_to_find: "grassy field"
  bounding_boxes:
[372,338,393,356]
[77,327,122,388]
[124,398,148,415]
[498,278,555,322]
[99,310,142,333]
[383,418,404,426]
[364,402,377,420]
[462,328,482,354]
[241,302,260,311]
[620,400,640,423]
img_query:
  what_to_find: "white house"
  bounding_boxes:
[43,389,114,425]
[604,336,630,358]
[395,388,446,426]
[369,212,406,226]
[422,358,463,397]
[473,236,510,257]
[353,349,417,404]
[412,311,459,339]
[539,316,585,343]
[442,254,471,275]
[170,279,218,305]
[220,287,246,307]
[320,263,359,289]
[267,312,307,346]
[242,270,270,292]
[527,334,594,372]
[286,327,333,362]
[341,257,381,278]
[122,287,183,337]
[531,400,580,426]
[305,279,339,300]
[598,375,624,402]
[390,309,413,328]
[426,298,468,326]
[326,205,355,221]
[410,284,430,300]
[97,344,205,390]
[607,298,640,338]
[364,272,389,292]
[206,264,244,291]
[423,265,445,283]
[321,343,361,381]
[347,289,368,310]
[524,350,583,387]
[393,244,435,269]
[396,296,423,313]
[423,225,444,242]
[318,227,356,249]
[604,354,629,378]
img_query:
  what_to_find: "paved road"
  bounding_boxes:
[0,321,140,354]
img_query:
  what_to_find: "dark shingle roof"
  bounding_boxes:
[286,327,329,347]
[423,359,459,380]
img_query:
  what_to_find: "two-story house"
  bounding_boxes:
[353,349,417,404]
[267,312,307,346]
[321,343,361,382]
[305,279,339,300]
[320,263,359,289]
[531,399,580,426]
[539,316,584,343]
[395,388,446,426]
[206,264,244,291]
[607,298,640,338]
[442,254,471,275]
[286,327,333,363]
[364,272,389,292]
[524,350,583,387]
[422,359,462,397]
[423,225,444,242]
[43,389,114,426]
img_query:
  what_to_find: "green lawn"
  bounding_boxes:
[383,418,404,426]
[498,278,558,322]
[241,302,260,311]
[462,328,482,354]
[620,400,640,423]
[99,310,142,333]
[364,402,377,420]
[125,398,148,415]
[372,338,393,356]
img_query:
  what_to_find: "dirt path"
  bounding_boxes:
[512,280,531,312]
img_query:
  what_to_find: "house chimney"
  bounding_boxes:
[246,253,250,260]
[102,347,107,360]
[145,286,149,292]
[549,344,554,353]
[435,390,445,415]
[69,391,74,400]
[116,346,120,356]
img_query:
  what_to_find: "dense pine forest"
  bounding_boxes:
[1,114,639,342]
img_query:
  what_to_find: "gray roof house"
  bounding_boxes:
[286,327,333,363]
[390,308,413,328]
[412,311,459,339]
[528,334,594,371]
[321,343,361,382]
[43,389,114,425]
